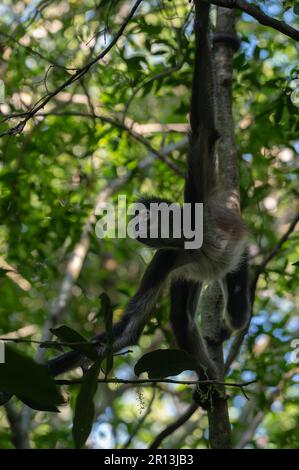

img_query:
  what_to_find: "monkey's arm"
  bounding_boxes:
[48,249,178,376]
[170,279,216,377]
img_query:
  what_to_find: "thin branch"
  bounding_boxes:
[0,336,132,355]
[209,0,299,42]
[149,403,198,449]
[0,325,38,340]
[55,377,256,388]
[0,0,143,138]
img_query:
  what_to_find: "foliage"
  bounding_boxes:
[0,0,298,449]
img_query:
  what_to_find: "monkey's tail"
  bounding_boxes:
[186,1,218,205]
[48,249,178,377]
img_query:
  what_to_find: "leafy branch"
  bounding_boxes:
[0,0,144,138]
[209,0,299,41]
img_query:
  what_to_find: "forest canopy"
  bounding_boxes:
[0,0,298,450]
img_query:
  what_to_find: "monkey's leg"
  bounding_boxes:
[48,249,178,377]
[169,279,220,409]
[169,279,217,380]
[225,251,250,331]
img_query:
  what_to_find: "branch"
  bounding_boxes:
[56,377,256,388]
[235,367,299,448]
[149,403,198,449]
[0,0,143,138]
[209,0,299,42]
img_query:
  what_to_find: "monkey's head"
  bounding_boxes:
[131,196,185,249]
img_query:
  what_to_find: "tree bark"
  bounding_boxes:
[199,5,240,449]
[214,7,240,195]
[201,283,232,449]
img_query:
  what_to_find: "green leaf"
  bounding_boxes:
[294,3,299,15]
[134,349,198,379]
[72,359,102,449]
[0,346,64,411]
[50,326,98,361]
[292,260,299,266]
[99,293,114,378]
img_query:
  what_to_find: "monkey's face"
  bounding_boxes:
[131,197,185,249]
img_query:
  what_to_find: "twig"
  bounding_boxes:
[0,336,133,358]
[209,0,299,42]
[55,377,256,388]
[149,403,198,449]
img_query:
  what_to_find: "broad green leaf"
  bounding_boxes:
[0,346,64,411]
[72,359,102,449]
[50,326,98,361]
[134,349,198,379]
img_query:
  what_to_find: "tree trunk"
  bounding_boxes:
[200,5,240,449]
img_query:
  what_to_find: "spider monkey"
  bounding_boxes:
[48,1,250,384]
